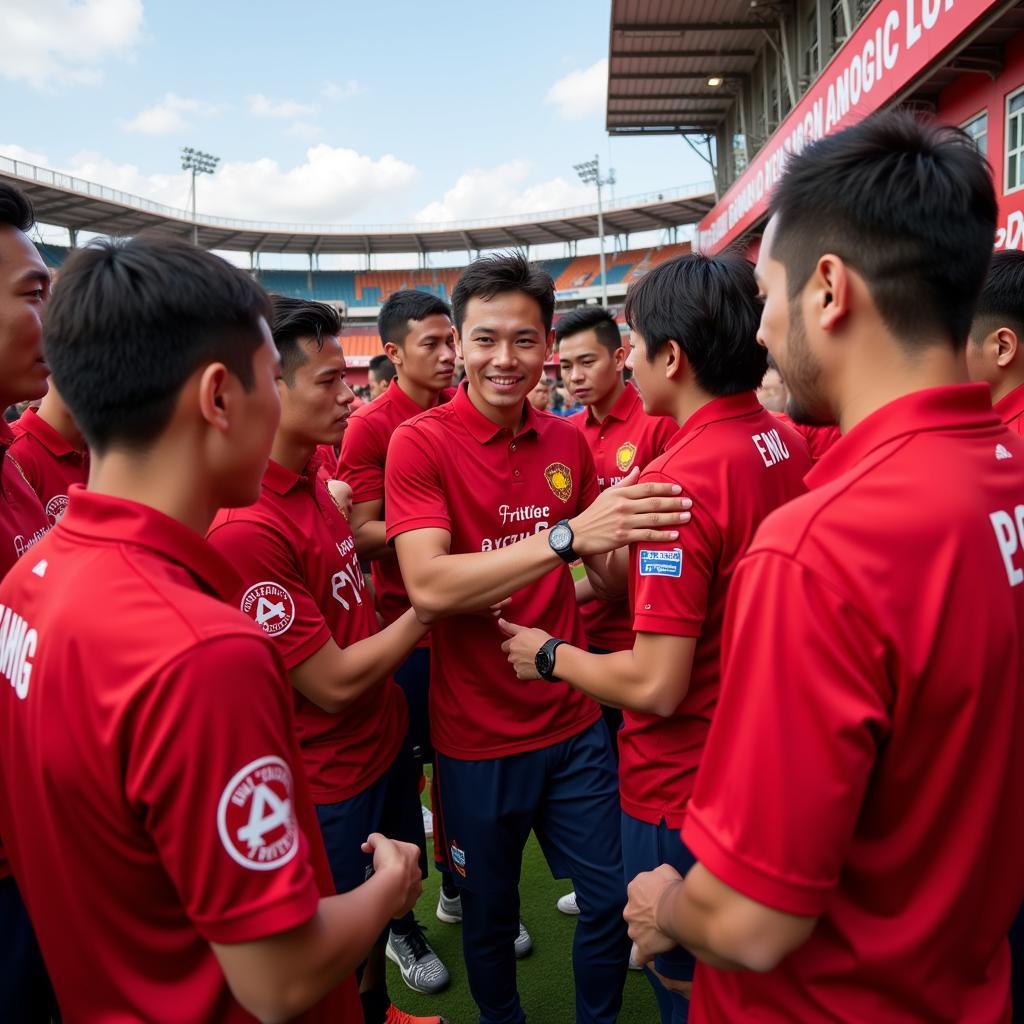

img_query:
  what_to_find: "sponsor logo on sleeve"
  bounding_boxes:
[639,548,683,578]
[44,495,69,526]
[615,442,637,473]
[544,463,573,502]
[217,755,300,871]
[240,582,295,636]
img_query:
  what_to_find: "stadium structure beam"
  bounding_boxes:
[609,48,756,57]
[610,72,749,81]
[613,21,769,32]
[609,102,731,113]
[532,223,575,243]
[609,91,735,102]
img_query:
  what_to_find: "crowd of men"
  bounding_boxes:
[0,109,1021,1024]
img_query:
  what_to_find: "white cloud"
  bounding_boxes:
[322,80,364,101]
[0,0,143,89]
[545,58,608,120]
[122,93,223,136]
[5,144,418,224]
[415,161,594,223]
[248,94,317,119]
[0,143,51,167]
[287,121,323,141]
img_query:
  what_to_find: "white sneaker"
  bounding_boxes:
[556,890,579,915]
[421,804,433,838]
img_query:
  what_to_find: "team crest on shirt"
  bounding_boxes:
[217,755,299,871]
[44,494,69,526]
[615,442,637,474]
[544,463,573,503]
[450,840,467,878]
[240,581,295,637]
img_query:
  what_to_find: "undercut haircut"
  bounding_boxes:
[271,296,343,384]
[971,249,1024,344]
[452,251,555,334]
[368,353,397,384]
[624,251,766,396]
[555,306,623,354]
[378,289,451,347]
[44,235,271,454]
[769,110,997,350]
[0,182,34,232]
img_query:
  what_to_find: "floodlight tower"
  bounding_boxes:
[180,147,220,246]
[574,154,616,307]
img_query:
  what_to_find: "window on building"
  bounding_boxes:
[962,111,988,157]
[830,0,847,50]
[856,0,875,17]
[1006,90,1024,192]
[804,9,820,81]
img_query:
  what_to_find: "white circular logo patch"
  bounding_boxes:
[44,494,69,526]
[217,755,300,871]
[240,581,295,636]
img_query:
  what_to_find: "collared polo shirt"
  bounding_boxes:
[995,381,1024,436]
[9,407,88,525]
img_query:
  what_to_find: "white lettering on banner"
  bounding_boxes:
[0,604,38,700]
[995,209,1024,251]
[697,0,990,254]
[990,506,1024,587]
[751,429,792,468]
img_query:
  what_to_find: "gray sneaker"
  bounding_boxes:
[436,891,532,959]
[386,921,450,994]
[515,920,533,959]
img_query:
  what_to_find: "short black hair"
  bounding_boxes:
[0,182,34,232]
[369,353,397,384]
[624,251,765,396]
[972,249,1024,343]
[271,295,342,384]
[452,251,555,334]
[378,289,451,347]
[769,110,997,349]
[555,306,623,353]
[44,235,271,454]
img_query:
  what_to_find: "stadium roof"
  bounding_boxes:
[0,154,714,256]
[606,0,774,136]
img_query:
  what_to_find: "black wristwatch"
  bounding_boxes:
[535,638,566,682]
[548,519,578,563]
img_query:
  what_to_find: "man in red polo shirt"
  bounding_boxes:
[968,248,1024,437]
[10,381,88,525]
[208,296,448,1024]
[0,182,54,1023]
[0,235,424,1023]
[502,253,809,1023]
[624,113,1024,1023]
[386,252,691,1024]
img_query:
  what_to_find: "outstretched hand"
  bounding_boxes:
[498,618,552,680]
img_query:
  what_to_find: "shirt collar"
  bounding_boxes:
[674,390,763,442]
[384,378,434,419]
[0,419,14,456]
[806,383,1000,489]
[16,407,80,459]
[453,380,539,443]
[263,457,316,496]
[994,381,1024,423]
[58,488,240,599]
[586,381,641,425]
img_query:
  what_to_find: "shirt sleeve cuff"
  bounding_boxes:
[386,515,451,542]
[631,613,703,638]
[281,623,333,670]
[682,806,833,917]
[349,484,385,503]
[194,882,320,944]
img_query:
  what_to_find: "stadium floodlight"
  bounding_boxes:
[574,154,616,307]
[180,147,220,246]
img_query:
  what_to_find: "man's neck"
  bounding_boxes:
[37,399,85,451]
[271,433,316,475]
[667,383,716,429]
[467,384,525,431]
[397,374,444,411]
[589,378,626,423]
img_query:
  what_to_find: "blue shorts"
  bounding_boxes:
[621,811,698,982]
[394,646,432,761]
[315,742,427,897]
[0,876,58,1023]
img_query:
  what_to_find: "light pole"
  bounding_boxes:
[574,154,616,307]
[180,147,219,246]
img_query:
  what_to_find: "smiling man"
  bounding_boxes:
[624,112,1024,1024]
[385,251,691,1024]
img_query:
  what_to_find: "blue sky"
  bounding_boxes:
[1,0,711,263]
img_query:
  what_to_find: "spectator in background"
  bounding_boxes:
[528,375,553,411]
[756,366,788,413]
[369,352,398,399]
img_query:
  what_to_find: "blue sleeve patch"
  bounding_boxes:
[639,548,683,577]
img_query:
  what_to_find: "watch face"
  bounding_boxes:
[536,648,553,676]
[550,524,571,551]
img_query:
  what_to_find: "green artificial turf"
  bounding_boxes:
[386,787,659,1023]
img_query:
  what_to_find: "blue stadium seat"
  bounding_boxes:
[38,243,71,268]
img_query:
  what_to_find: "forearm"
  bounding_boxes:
[554,645,675,714]
[352,519,392,561]
[583,545,629,600]
[334,609,427,695]
[404,530,563,617]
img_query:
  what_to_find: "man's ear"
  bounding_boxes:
[196,362,232,432]
[814,254,852,333]
[384,341,403,367]
[995,326,1019,368]
[664,339,688,382]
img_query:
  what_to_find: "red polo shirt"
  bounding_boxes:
[338,379,455,630]
[385,382,601,759]
[774,411,841,462]
[621,393,809,827]
[684,385,1024,1024]
[0,490,359,1023]
[995,381,1024,436]
[570,383,678,651]
[208,458,407,803]
[9,407,89,525]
